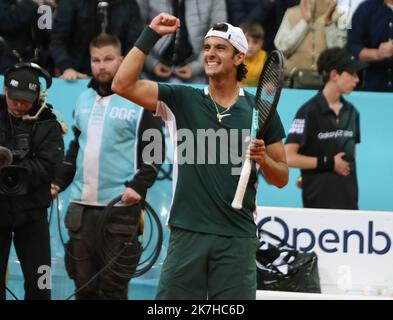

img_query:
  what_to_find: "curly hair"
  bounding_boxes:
[233,48,248,82]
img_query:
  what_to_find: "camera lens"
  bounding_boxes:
[0,166,28,196]
[4,170,19,189]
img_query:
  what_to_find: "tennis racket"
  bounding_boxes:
[232,50,285,210]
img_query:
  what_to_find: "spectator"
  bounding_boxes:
[33,0,60,74]
[274,0,347,76]
[226,0,270,26]
[226,0,300,52]
[136,0,226,83]
[240,22,267,87]
[49,0,143,81]
[285,47,366,210]
[51,34,164,299]
[0,0,38,73]
[36,0,58,9]
[336,0,365,25]
[346,0,393,92]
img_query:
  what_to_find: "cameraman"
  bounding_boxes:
[0,63,64,300]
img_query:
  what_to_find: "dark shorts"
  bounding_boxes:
[156,227,259,300]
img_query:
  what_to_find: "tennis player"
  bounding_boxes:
[112,12,288,300]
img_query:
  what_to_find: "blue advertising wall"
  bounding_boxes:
[1,77,392,299]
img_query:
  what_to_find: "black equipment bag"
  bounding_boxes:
[256,228,321,293]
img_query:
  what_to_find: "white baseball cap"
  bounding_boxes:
[204,23,248,54]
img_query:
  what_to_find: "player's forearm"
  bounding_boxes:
[260,156,289,188]
[112,47,146,96]
[112,27,162,110]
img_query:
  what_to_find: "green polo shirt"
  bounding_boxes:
[157,84,285,237]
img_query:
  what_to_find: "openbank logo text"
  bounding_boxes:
[257,216,391,255]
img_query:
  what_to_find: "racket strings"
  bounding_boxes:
[231,50,283,210]
[255,55,281,126]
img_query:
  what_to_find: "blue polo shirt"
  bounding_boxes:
[347,0,393,92]
[69,89,144,205]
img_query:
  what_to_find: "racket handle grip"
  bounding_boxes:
[231,158,252,210]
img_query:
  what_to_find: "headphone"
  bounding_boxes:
[4,62,52,90]
[4,62,53,121]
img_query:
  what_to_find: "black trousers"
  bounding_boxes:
[64,203,142,300]
[0,214,51,300]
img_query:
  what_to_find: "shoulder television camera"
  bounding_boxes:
[0,146,29,196]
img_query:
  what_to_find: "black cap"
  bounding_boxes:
[332,54,367,73]
[318,47,368,75]
[5,68,40,104]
